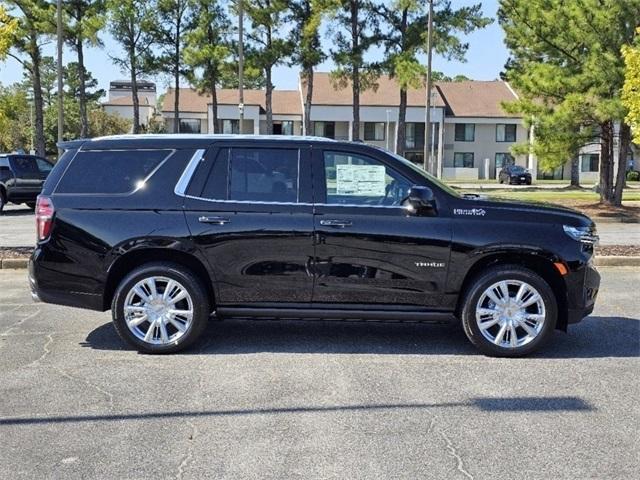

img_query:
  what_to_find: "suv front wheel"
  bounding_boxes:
[460,265,557,357]
[111,262,210,353]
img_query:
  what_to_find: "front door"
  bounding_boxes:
[311,147,452,308]
[183,142,315,305]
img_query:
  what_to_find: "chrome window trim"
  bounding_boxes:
[174,148,206,197]
[53,148,176,197]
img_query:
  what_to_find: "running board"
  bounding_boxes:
[216,307,456,323]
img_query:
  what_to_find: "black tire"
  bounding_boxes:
[459,265,557,357]
[111,262,211,354]
[526,179,532,186]
[0,189,6,214]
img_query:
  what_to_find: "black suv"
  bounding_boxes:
[29,135,600,356]
[0,154,54,212]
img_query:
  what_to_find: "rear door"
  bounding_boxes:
[311,146,452,308]
[182,141,315,305]
[8,156,51,200]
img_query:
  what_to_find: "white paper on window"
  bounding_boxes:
[336,164,386,196]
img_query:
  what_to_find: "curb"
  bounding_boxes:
[2,256,640,269]
[0,258,29,269]
[593,256,640,267]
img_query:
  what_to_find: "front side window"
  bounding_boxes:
[55,150,170,194]
[36,158,53,174]
[323,151,411,206]
[229,148,299,202]
[453,152,474,168]
[581,154,599,172]
[496,124,517,142]
[179,119,201,134]
[364,122,385,141]
[455,123,475,142]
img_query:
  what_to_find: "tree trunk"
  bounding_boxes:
[599,121,614,204]
[29,31,45,156]
[210,71,218,133]
[397,88,407,157]
[173,22,181,134]
[76,8,88,138]
[303,66,313,136]
[613,123,631,206]
[570,156,580,187]
[130,50,140,134]
[266,67,273,134]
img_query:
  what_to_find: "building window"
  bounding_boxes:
[455,123,475,142]
[581,154,599,172]
[496,124,517,142]
[179,119,201,134]
[314,121,335,139]
[453,152,474,168]
[364,122,385,141]
[221,119,239,134]
[495,153,514,170]
[281,121,294,135]
[405,123,425,149]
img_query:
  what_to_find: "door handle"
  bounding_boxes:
[320,219,352,228]
[198,216,230,225]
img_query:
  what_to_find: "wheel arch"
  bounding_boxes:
[103,247,216,312]
[456,250,569,331]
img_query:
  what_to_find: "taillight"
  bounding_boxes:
[35,195,54,241]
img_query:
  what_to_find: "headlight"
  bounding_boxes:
[563,225,599,245]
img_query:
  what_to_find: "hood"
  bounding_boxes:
[455,194,593,227]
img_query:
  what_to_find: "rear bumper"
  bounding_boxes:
[29,253,105,311]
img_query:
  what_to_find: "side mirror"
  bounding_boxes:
[404,186,436,215]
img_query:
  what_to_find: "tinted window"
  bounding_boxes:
[11,157,39,176]
[36,158,53,174]
[200,149,229,200]
[0,157,9,168]
[510,165,526,173]
[323,151,411,206]
[56,150,170,194]
[229,148,299,202]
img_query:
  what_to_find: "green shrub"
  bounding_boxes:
[627,170,640,181]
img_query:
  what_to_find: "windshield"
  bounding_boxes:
[510,165,526,173]
[373,146,461,198]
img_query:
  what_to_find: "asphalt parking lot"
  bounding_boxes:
[1,203,640,247]
[0,267,638,479]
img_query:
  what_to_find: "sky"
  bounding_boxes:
[0,0,508,97]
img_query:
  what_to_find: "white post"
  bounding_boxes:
[348,121,353,141]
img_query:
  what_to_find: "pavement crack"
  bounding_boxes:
[176,420,197,480]
[1,307,40,337]
[441,429,474,480]
[53,366,115,408]
[29,333,54,365]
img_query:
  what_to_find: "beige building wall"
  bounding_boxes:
[443,120,527,179]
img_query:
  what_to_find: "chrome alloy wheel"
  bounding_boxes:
[123,276,194,345]
[475,280,546,349]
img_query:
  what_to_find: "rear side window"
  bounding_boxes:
[11,157,39,175]
[199,147,299,203]
[229,148,299,202]
[55,150,170,194]
[36,158,53,174]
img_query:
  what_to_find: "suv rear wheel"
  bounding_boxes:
[0,189,6,213]
[460,265,557,357]
[111,262,210,353]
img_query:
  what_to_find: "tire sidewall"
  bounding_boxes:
[461,267,557,357]
[112,263,210,354]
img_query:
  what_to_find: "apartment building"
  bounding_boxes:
[117,72,636,182]
[103,80,157,129]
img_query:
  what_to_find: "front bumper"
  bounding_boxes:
[566,262,600,324]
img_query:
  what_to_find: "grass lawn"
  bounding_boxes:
[460,189,640,202]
